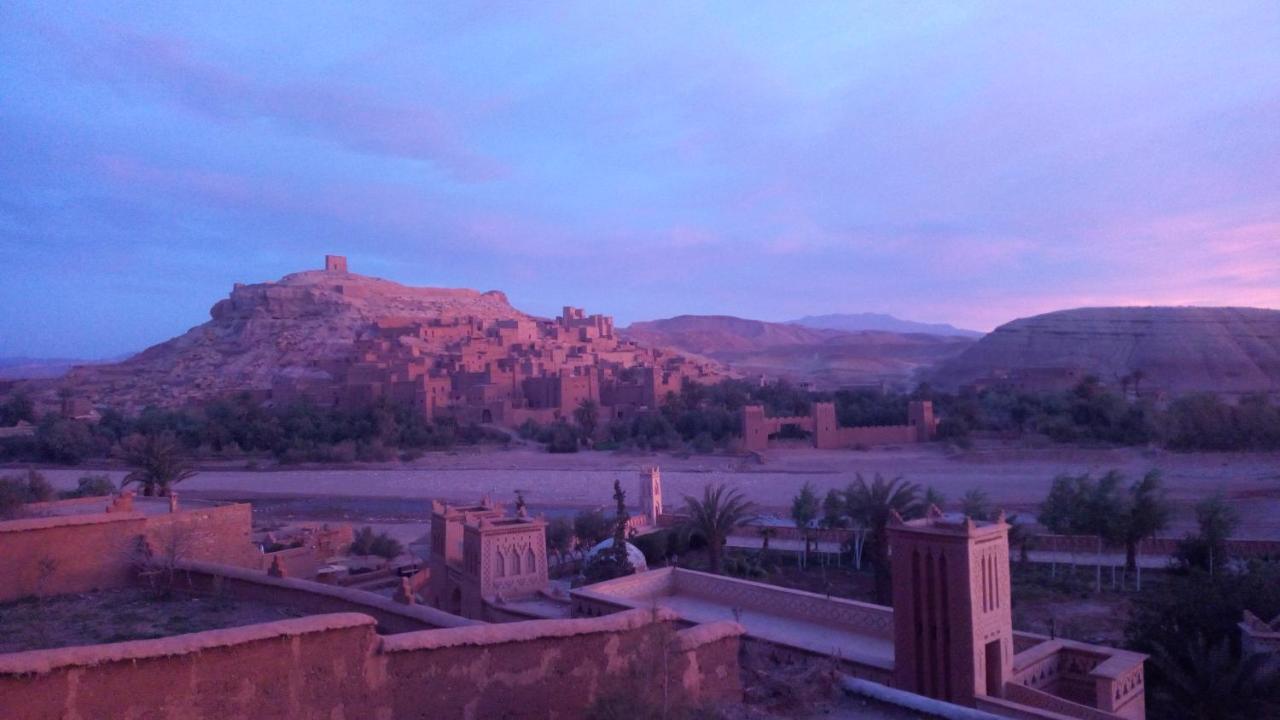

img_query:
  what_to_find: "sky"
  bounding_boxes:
[2,2,1278,358]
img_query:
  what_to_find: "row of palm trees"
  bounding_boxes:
[678,474,920,602]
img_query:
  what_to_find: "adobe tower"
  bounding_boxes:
[888,507,1014,707]
[639,466,663,525]
[324,254,348,273]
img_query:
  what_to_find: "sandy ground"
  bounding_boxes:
[32,441,1280,538]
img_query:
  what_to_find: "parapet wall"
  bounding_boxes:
[0,609,744,720]
[0,512,145,602]
[175,560,474,633]
[0,499,260,602]
[674,569,895,641]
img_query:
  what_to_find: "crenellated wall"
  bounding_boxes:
[0,609,744,720]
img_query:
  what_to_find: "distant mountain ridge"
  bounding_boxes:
[621,314,975,389]
[928,306,1280,395]
[0,356,127,380]
[790,313,982,338]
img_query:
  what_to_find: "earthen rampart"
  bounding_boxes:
[0,608,743,720]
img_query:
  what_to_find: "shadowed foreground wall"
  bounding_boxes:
[0,609,743,720]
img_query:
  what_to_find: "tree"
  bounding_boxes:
[1193,492,1239,576]
[120,431,197,496]
[573,509,610,552]
[680,484,756,575]
[0,393,35,426]
[923,486,947,511]
[583,480,636,583]
[960,488,992,521]
[1147,635,1280,720]
[574,400,599,446]
[1126,561,1280,719]
[821,488,846,528]
[759,526,776,552]
[791,482,820,566]
[1112,470,1171,587]
[844,473,922,603]
[546,517,573,564]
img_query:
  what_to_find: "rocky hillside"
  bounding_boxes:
[929,306,1280,395]
[622,315,974,389]
[49,270,530,410]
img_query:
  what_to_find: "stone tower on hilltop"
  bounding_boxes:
[324,254,348,273]
[888,507,1014,707]
[639,466,662,525]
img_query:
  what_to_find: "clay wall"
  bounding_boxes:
[0,501,258,602]
[175,560,472,632]
[0,513,145,602]
[0,609,742,720]
[143,502,259,567]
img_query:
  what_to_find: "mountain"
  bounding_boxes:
[0,358,101,380]
[43,269,535,410]
[790,313,982,338]
[622,315,975,389]
[928,306,1280,395]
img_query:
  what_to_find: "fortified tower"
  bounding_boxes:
[639,466,663,525]
[907,400,936,441]
[324,254,348,273]
[888,507,1014,707]
[741,405,769,452]
[427,498,548,620]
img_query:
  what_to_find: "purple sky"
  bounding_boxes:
[2,2,1278,357]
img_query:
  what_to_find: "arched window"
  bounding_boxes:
[495,550,505,577]
[510,549,521,575]
[525,547,537,575]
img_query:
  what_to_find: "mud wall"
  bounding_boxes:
[0,513,145,602]
[0,501,259,602]
[0,610,743,720]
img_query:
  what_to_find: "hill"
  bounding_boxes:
[44,269,528,410]
[928,306,1280,396]
[621,315,974,389]
[790,313,982,338]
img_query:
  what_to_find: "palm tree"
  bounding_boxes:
[1149,634,1280,720]
[844,473,922,603]
[759,526,776,552]
[1112,470,1171,588]
[681,484,756,574]
[791,482,820,567]
[119,432,197,497]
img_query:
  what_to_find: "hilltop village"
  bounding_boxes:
[273,256,729,426]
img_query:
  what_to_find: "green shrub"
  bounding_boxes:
[62,474,115,499]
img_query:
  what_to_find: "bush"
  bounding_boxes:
[0,470,55,516]
[350,526,404,560]
[62,474,116,499]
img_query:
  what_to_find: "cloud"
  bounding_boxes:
[39,22,505,182]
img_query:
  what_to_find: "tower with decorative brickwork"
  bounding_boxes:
[888,507,1013,707]
[639,466,662,525]
[427,498,548,620]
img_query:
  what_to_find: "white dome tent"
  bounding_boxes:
[584,538,648,573]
